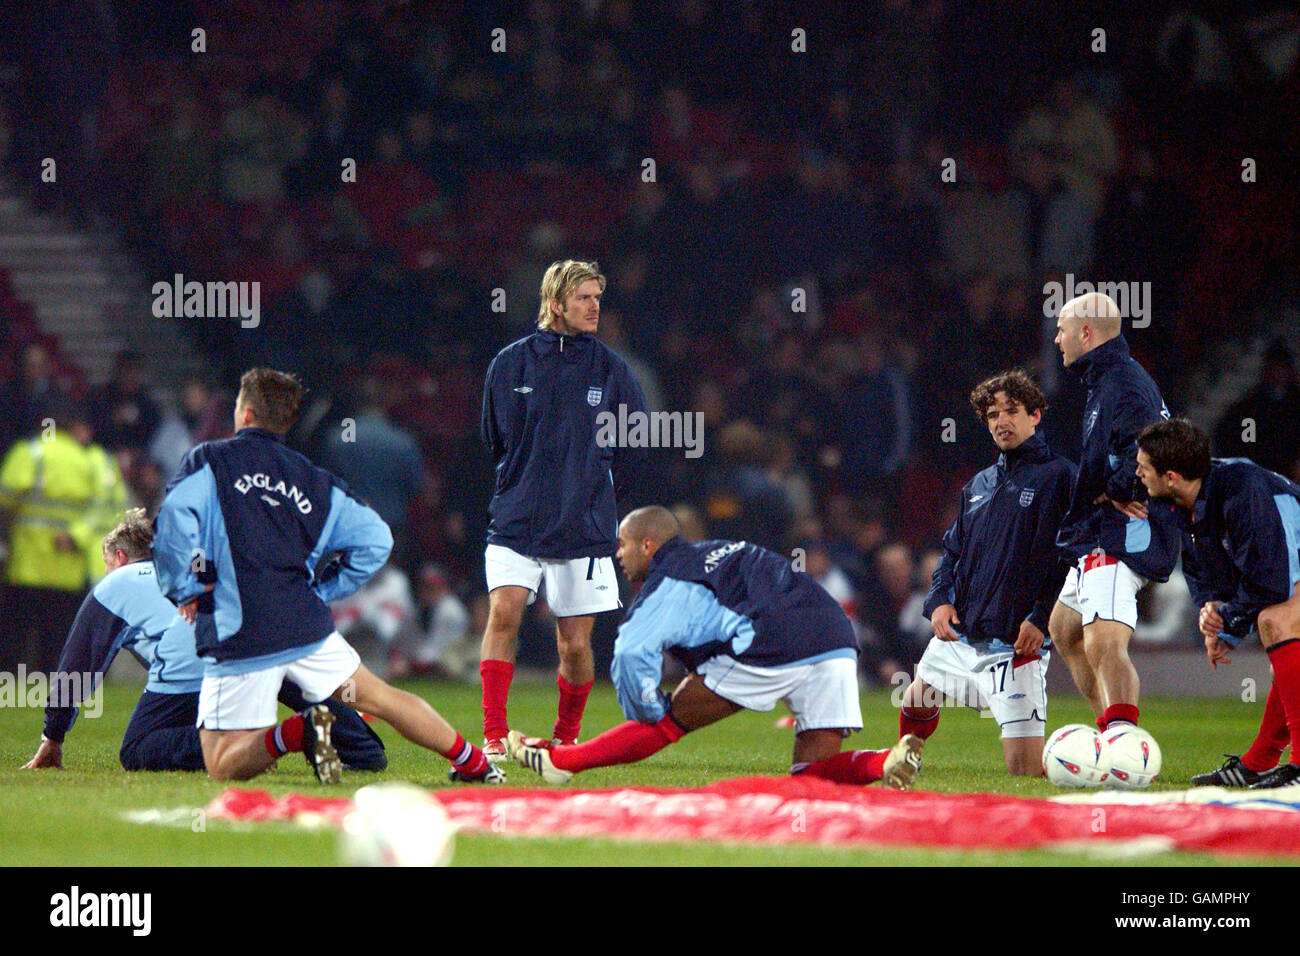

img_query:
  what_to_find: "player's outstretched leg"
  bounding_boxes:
[791,730,924,790]
[1194,682,1289,787]
[338,665,504,784]
[508,715,687,784]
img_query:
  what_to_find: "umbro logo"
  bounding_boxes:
[514,386,534,394]
[260,494,281,507]
[969,495,984,502]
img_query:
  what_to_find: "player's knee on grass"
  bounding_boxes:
[1003,738,1044,777]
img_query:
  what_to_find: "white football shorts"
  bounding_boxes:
[197,631,360,730]
[915,637,1049,739]
[697,654,863,735]
[1056,554,1148,630]
[484,543,621,617]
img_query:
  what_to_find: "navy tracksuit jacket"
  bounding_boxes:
[481,329,646,559]
[152,427,392,673]
[1055,335,1181,582]
[923,433,1078,646]
[1178,458,1300,645]
[612,536,857,723]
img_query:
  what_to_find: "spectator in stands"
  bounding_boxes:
[92,350,161,454]
[218,81,309,204]
[398,564,474,680]
[149,377,232,480]
[318,376,426,567]
[1214,338,1300,481]
[835,328,912,490]
[703,420,794,553]
[0,342,69,447]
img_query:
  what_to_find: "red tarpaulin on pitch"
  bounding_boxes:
[205,776,1300,857]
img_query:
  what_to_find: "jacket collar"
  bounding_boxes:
[1072,334,1131,387]
[997,431,1051,472]
[530,328,591,359]
[1190,459,1226,527]
[236,426,284,443]
[644,535,687,578]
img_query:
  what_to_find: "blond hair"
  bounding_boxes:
[537,260,606,329]
[104,508,153,562]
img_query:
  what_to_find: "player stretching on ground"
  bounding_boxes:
[1135,419,1300,789]
[508,506,924,788]
[1049,292,1179,732]
[153,368,501,784]
[900,371,1076,775]
[478,260,646,759]
[21,509,385,773]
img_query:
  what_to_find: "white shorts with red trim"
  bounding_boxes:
[1056,553,1148,630]
[915,638,1049,739]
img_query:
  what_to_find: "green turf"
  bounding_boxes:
[0,679,1291,866]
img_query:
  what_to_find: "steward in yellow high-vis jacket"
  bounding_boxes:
[0,400,127,672]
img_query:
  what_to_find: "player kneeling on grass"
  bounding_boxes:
[1135,419,1300,789]
[508,506,923,788]
[21,509,386,774]
[900,371,1076,775]
[153,368,502,785]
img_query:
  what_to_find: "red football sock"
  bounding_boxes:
[1266,640,1300,766]
[553,674,593,743]
[899,706,939,741]
[265,714,305,757]
[1102,703,1139,729]
[1242,681,1290,772]
[441,732,489,778]
[480,659,514,741]
[550,716,686,773]
[794,749,890,784]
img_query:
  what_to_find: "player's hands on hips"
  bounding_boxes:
[22,739,63,770]
[1014,620,1044,656]
[1094,492,1147,520]
[931,604,961,641]
[178,583,215,624]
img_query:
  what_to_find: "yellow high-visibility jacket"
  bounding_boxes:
[0,432,128,590]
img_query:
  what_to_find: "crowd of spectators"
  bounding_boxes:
[3,1,1299,678]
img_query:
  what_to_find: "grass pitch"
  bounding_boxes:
[0,678,1287,866]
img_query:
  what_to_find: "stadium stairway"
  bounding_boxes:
[0,190,196,387]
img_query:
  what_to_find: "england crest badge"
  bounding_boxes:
[586,387,603,407]
[1019,488,1035,507]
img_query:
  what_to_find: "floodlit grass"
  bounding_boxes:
[0,678,1287,866]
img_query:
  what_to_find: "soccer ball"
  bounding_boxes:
[339,782,455,867]
[1103,725,1162,789]
[1043,723,1111,788]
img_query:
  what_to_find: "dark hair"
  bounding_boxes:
[238,367,305,434]
[969,368,1047,422]
[1137,419,1210,480]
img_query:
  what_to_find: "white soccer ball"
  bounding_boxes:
[1103,725,1162,789]
[339,782,455,867]
[1043,723,1112,788]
